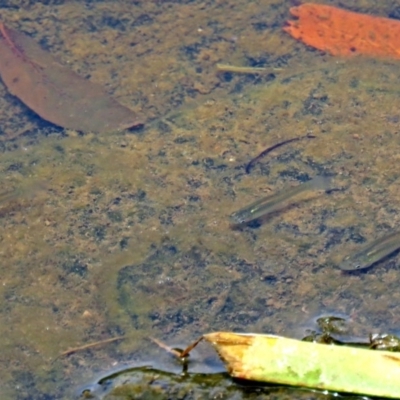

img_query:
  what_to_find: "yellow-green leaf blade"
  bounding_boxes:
[204,332,400,398]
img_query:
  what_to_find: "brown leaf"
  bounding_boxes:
[0,22,143,133]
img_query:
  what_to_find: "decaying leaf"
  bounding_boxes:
[283,4,400,60]
[203,331,400,398]
[0,22,143,133]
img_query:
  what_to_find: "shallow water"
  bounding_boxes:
[0,0,400,399]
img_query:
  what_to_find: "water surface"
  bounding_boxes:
[0,0,400,399]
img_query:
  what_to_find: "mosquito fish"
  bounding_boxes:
[230,175,333,225]
[0,181,47,205]
[339,231,400,271]
[0,187,26,204]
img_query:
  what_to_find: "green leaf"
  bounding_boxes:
[204,331,400,398]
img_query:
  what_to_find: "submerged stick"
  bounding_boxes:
[150,337,184,358]
[216,64,269,74]
[58,336,125,358]
[151,336,203,374]
[150,336,204,360]
[180,336,204,358]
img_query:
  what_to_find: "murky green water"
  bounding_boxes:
[1,0,400,399]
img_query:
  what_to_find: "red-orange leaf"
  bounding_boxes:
[0,22,143,133]
[283,3,400,60]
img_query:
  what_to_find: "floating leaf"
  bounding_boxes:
[0,22,143,133]
[283,4,400,60]
[203,331,400,398]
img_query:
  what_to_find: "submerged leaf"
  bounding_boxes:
[0,22,143,133]
[284,4,400,60]
[204,331,400,398]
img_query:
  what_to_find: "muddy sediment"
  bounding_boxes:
[0,1,400,399]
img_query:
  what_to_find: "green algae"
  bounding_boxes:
[0,0,399,399]
[84,366,337,400]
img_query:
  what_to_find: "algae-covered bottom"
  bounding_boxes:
[1,0,400,399]
[80,365,358,400]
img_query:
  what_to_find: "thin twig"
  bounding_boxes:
[180,336,204,358]
[57,336,125,359]
[150,337,183,358]
[216,64,268,74]
[151,336,204,359]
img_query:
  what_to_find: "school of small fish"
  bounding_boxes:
[230,176,400,272]
[229,4,400,273]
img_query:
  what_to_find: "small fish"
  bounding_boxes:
[230,175,333,225]
[339,231,400,271]
[0,181,47,206]
[0,187,27,204]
